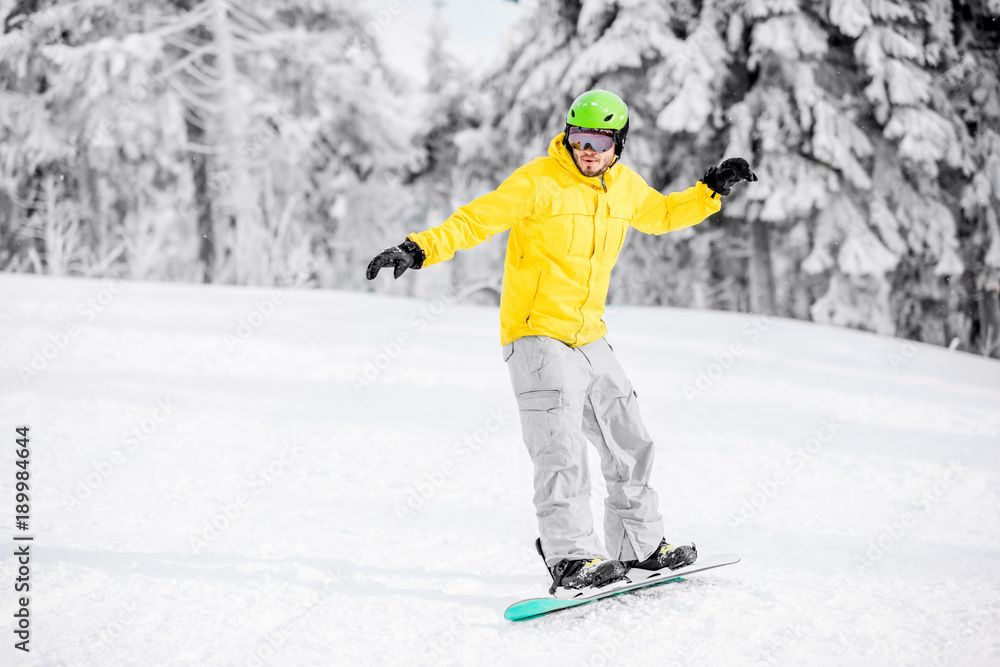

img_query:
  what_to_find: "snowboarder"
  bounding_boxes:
[366,90,757,594]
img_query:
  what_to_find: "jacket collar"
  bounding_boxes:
[549,133,620,191]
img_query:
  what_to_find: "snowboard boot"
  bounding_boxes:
[536,538,627,595]
[625,539,697,572]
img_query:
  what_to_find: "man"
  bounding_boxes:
[366,90,757,594]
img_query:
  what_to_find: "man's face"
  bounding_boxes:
[567,127,617,177]
[572,144,616,177]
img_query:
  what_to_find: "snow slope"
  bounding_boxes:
[1,273,998,667]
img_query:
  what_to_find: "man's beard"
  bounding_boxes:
[575,156,607,177]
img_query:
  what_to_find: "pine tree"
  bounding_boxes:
[399,0,508,304]
[0,0,173,277]
[947,1,1000,356]
[466,0,1000,354]
[467,0,731,311]
[0,0,417,287]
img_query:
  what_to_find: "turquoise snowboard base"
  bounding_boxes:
[504,553,740,622]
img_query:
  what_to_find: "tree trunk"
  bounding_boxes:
[167,0,217,282]
[979,284,1000,358]
[749,219,776,314]
[212,0,255,283]
[186,112,215,282]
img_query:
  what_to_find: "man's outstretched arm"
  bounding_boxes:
[366,167,537,280]
[630,181,722,235]
[629,157,757,235]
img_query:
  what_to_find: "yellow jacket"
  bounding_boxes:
[408,134,722,348]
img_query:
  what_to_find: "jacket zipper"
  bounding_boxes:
[573,180,605,345]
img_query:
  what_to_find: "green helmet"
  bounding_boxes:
[566,89,628,130]
[564,89,630,160]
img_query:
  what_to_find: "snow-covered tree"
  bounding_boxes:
[396,0,511,305]
[471,0,730,311]
[0,0,195,278]
[0,0,416,288]
[3,0,997,355]
[945,0,1000,356]
[473,0,1000,355]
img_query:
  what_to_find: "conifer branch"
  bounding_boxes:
[182,141,220,154]
[163,33,212,55]
[159,44,216,80]
[147,4,214,40]
[168,77,224,114]
[225,3,273,35]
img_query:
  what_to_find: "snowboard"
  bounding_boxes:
[504,553,740,622]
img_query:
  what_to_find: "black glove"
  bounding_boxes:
[366,239,425,280]
[702,157,758,197]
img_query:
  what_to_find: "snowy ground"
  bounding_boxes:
[1,273,998,667]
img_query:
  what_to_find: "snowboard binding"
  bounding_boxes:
[535,538,627,596]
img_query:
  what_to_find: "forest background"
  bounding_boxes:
[1,0,998,356]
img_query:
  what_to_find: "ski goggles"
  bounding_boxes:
[567,127,616,153]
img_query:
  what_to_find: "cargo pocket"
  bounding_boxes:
[515,388,562,459]
[597,370,640,421]
[622,385,641,416]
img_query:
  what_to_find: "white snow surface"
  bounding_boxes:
[1,273,999,666]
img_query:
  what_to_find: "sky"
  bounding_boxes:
[377,0,527,84]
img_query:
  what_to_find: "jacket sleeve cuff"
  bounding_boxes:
[695,181,723,211]
[402,234,427,269]
[401,238,426,269]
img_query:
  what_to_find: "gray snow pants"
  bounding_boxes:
[503,334,663,567]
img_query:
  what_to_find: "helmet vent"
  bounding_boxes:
[604,114,613,121]
[570,110,576,118]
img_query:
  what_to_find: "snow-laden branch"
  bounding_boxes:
[181,141,220,155]
[177,59,219,88]
[147,3,215,40]
[159,45,219,81]
[168,77,224,115]
[226,3,274,36]
[163,33,212,56]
